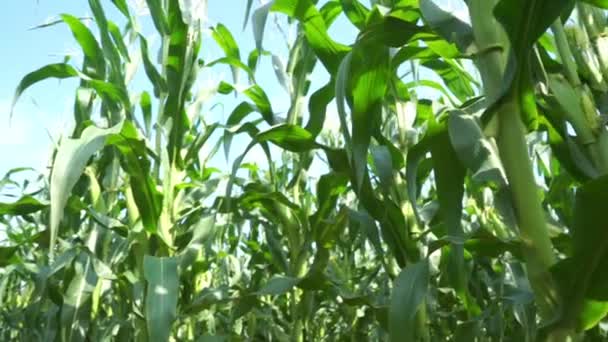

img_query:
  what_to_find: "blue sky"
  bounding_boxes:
[0,1,359,179]
[0,0,466,182]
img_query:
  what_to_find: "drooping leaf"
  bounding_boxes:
[0,196,47,216]
[212,23,241,83]
[145,0,169,35]
[252,2,273,52]
[306,80,334,137]
[11,63,79,119]
[256,124,318,152]
[140,34,167,96]
[494,0,570,59]
[340,0,369,30]
[50,122,124,257]
[271,0,350,73]
[60,13,106,78]
[218,82,275,124]
[420,0,475,52]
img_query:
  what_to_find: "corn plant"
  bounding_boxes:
[2,0,608,341]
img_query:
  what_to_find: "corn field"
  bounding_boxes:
[2,0,608,340]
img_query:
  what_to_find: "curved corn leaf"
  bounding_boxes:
[271,0,350,73]
[218,81,275,124]
[253,2,273,52]
[139,34,167,95]
[60,13,106,77]
[256,124,317,152]
[0,196,47,216]
[420,0,475,52]
[145,0,169,35]
[212,23,241,83]
[50,122,124,257]
[11,63,79,119]
[340,0,369,30]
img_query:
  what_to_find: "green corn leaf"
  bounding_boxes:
[253,2,273,52]
[340,0,370,30]
[218,82,274,124]
[107,122,162,235]
[144,256,179,342]
[389,259,429,342]
[140,91,153,136]
[494,0,570,59]
[306,80,334,137]
[87,0,123,73]
[110,0,130,19]
[310,172,349,235]
[49,122,124,257]
[224,127,273,211]
[552,174,608,330]
[349,39,389,191]
[335,52,354,151]
[256,124,318,152]
[145,0,169,35]
[358,12,428,48]
[272,0,350,74]
[180,215,216,268]
[492,0,571,128]
[107,20,130,62]
[420,0,475,52]
[0,196,47,216]
[60,13,106,77]
[243,0,255,29]
[223,102,257,160]
[212,23,241,84]
[139,34,168,95]
[406,121,444,225]
[0,246,19,267]
[581,0,608,8]
[448,111,506,184]
[205,57,255,82]
[11,63,79,119]
[430,123,479,313]
[371,145,394,192]
[60,252,98,342]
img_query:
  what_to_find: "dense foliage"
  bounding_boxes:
[2,0,608,340]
